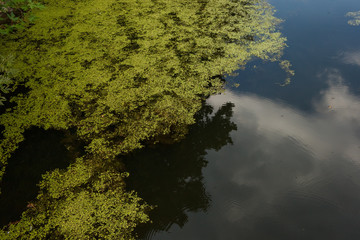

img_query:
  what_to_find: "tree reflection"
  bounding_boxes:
[123,102,237,238]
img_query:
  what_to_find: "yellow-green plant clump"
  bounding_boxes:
[0,0,287,238]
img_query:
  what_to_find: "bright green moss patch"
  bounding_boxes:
[0,0,287,170]
[0,0,287,238]
[1,157,151,240]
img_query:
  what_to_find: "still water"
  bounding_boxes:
[125,0,360,239]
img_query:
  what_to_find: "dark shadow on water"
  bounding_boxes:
[124,102,237,239]
[0,128,81,227]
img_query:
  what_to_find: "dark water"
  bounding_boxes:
[0,128,77,226]
[125,0,360,239]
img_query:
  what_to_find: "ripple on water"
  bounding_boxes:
[222,198,248,222]
[283,189,344,213]
[142,228,158,240]
[296,173,338,189]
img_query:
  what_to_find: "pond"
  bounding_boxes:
[124,0,360,239]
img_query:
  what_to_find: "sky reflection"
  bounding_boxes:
[149,0,360,238]
[215,69,360,161]
[154,70,360,240]
[340,50,360,66]
[211,70,360,164]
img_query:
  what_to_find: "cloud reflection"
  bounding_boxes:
[209,70,360,164]
[340,51,360,67]
[153,70,360,240]
[197,69,360,239]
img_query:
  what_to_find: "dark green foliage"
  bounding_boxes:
[0,54,15,105]
[0,0,44,35]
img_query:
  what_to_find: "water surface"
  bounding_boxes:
[125,0,360,239]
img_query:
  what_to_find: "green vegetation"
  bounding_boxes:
[0,0,44,35]
[346,11,360,26]
[1,157,151,240]
[0,54,15,105]
[0,0,287,238]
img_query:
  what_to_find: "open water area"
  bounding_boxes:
[125,0,360,239]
